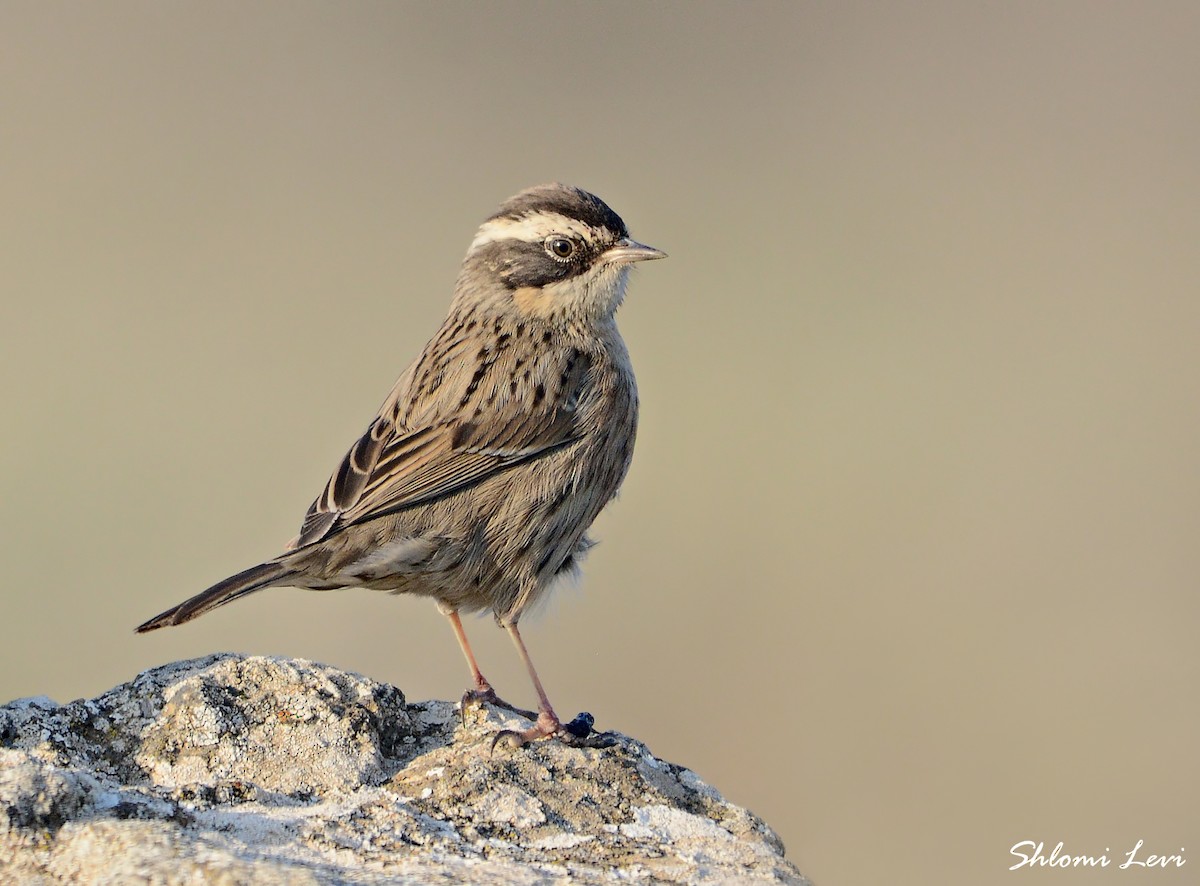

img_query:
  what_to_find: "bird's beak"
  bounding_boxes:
[601,237,668,265]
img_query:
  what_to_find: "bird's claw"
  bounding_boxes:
[489,710,616,753]
[459,687,537,725]
[490,728,526,754]
[489,710,562,754]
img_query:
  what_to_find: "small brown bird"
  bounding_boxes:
[137,183,665,746]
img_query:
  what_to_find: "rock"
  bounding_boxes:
[0,654,806,884]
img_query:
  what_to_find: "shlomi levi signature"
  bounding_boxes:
[1010,840,1185,870]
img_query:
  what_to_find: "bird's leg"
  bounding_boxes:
[491,620,563,750]
[440,606,535,722]
[443,607,492,695]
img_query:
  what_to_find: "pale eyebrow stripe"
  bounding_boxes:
[469,213,597,252]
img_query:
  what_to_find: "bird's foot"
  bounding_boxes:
[490,710,562,753]
[459,687,537,725]
[490,710,618,753]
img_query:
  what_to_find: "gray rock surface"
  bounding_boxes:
[0,654,806,884]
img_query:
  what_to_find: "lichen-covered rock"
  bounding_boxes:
[0,654,806,884]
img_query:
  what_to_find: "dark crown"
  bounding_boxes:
[489,184,628,240]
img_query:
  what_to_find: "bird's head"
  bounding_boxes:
[456,183,665,326]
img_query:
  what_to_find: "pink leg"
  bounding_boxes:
[492,621,563,748]
[444,609,491,694]
[441,607,536,721]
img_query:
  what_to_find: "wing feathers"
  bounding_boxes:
[292,347,590,549]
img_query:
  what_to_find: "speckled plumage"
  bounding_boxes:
[138,184,665,744]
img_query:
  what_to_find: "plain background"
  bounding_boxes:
[3,4,1197,884]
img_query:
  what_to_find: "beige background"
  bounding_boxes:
[3,3,1198,884]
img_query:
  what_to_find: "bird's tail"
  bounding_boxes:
[135,561,294,633]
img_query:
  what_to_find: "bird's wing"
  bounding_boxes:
[292,355,590,548]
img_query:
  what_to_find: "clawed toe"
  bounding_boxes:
[489,711,562,753]
[459,687,537,725]
[489,710,617,753]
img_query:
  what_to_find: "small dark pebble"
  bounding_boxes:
[564,712,594,738]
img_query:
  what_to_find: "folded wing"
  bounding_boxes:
[293,353,589,549]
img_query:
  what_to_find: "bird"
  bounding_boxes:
[136,183,666,747]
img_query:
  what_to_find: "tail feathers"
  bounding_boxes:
[135,561,293,633]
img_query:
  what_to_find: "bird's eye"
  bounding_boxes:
[545,237,575,259]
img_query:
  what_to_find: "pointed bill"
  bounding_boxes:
[600,237,667,265]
